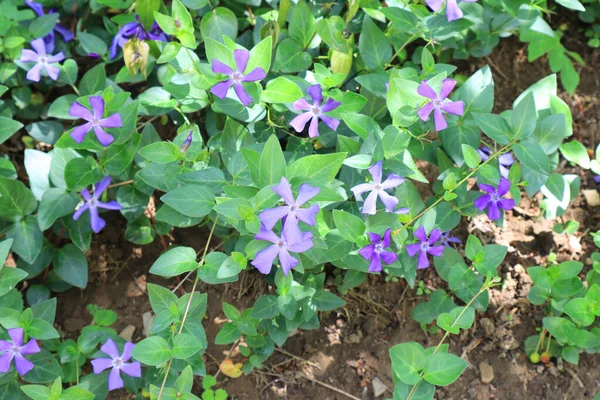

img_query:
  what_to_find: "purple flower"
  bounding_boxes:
[210,49,266,107]
[110,16,168,59]
[477,147,514,179]
[359,229,398,273]
[25,0,73,53]
[406,226,445,269]
[425,0,478,21]
[595,175,600,184]
[290,85,341,138]
[417,78,465,131]
[0,328,40,376]
[73,176,122,233]
[350,161,407,215]
[20,38,64,82]
[69,96,122,146]
[474,178,515,221]
[436,230,461,248]
[251,225,313,276]
[91,339,141,391]
[258,177,320,244]
[181,131,193,152]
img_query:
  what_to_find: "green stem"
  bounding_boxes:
[385,34,419,70]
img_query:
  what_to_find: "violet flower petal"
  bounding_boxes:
[272,177,295,205]
[91,358,113,374]
[212,59,233,75]
[487,201,501,220]
[290,112,312,133]
[433,108,447,131]
[473,194,491,210]
[413,226,428,242]
[14,354,34,376]
[69,101,94,121]
[417,102,435,121]
[93,126,115,147]
[241,68,266,82]
[368,254,383,272]
[108,367,124,391]
[233,49,250,73]
[210,80,234,99]
[233,82,253,106]
[293,98,312,111]
[439,78,457,99]
[120,361,142,377]
[440,101,465,116]
[26,63,43,82]
[308,116,320,138]
[380,251,398,265]
[99,114,122,129]
[368,161,383,184]
[251,245,279,274]
[307,85,323,105]
[417,81,437,99]
[319,115,340,131]
[405,243,422,257]
[258,207,289,231]
[361,190,379,215]
[278,248,299,276]
[321,98,341,113]
[446,0,464,21]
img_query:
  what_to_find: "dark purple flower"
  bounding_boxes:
[477,147,514,179]
[595,175,600,184]
[181,131,193,152]
[290,85,341,138]
[20,38,64,82]
[474,178,515,221]
[91,339,141,391]
[88,53,101,59]
[25,0,73,53]
[436,230,461,248]
[0,328,40,376]
[425,0,478,21]
[406,226,445,269]
[359,229,398,273]
[417,78,465,131]
[73,176,122,233]
[210,49,266,107]
[251,225,313,276]
[110,16,168,59]
[69,96,122,146]
[351,161,407,215]
[258,177,320,244]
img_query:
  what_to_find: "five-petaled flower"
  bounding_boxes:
[210,49,266,107]
[0,328,40,376]
[258,177,320,244]
[351,161,407,215]
[25,0,73,53]
[251,225,314,276]
[73,176,122,233]
[359,229,398,273]
[20,38,64,82]
[91,339,141,391]
[69,96,123,146]
[406,226,445,269]
[425,0,478,21]
[477,147,514,179]
[474,178,515,221]
[437,230,462,248]
[417,78,465,131]
[290,84,341,138]
[110,16,168,59]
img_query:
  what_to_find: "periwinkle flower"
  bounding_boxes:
[20,38,64,82]
[258,177,320,244]
[181,131,193,152]
[595,175,600,184]
[474,178,515,221]
[406,226,445,269]
[0,328,40,376]
[210,49,266,106]
[417,78,465,131]
[251,225,314,276]
[359,229,398,273]
[69,96,122,146]
[425,0,478,21]
[25,0,73,53]
[350,161,406,215]
[290,84,341,138]
[436,230,461,248]
[73,176,122,233]
[110,16,167,59]
[91,339,141,391]
[477,147,514,179]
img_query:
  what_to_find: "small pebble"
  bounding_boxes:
[479,362,494,384]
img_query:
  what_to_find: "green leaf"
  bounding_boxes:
[251,295,280,319]
[23,350,63,383]
[461,144,481,168]
[0,177,37,219]
[472,113,512,145]
[511,92,536,139]
[215,323,241,345]
[261,77,303,104]
[149,246,198,277]
[543,316,577,344]
[555,0,585,11]
[77,33,108,57]
[289,0,316,48]
[272,38,312,73]
[148,283,178,315]
[21,385,51,400]
[535,114,566,154]
[6,217,42,264]
[564,298,594,327]
[287,153,346,182]
[200,7,238,44]
[560,140,590,168]
[514,140,550,195]
[160,184,215,218]
[29,14,59,38]
[53,244,88,289]
[37,189,79,231]
[256,135,286,187]
[389,342,426,385]
[316,16,351,53]
[79,64,106,96]
[0,239,13,267]
[172,333,202,359]
[138,142,181,164]
[0,267,28,297]
[132,336,172,366]
[102,133,142,175]
[247,36,272,75]
[64,158,103,192]
[358,16,392,69]
[312,290,345,311]
[332,210,365,242]
[48,95,78,120]
[138,0,161,28]
[27,318,59,340]
[0,117,23,145]
[423,353,467,386]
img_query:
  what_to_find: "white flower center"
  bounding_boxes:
[421,242,430,252]
[113,358,122,368]
[277,240,286,248]
[311,105,321,116]
[11,346,20,354]
[89,198,98,207]
[232,72,242,82]
[92,117,100,126]
[375,244,383,253]
[433,98,443,108]
[38,56,47,64]
[373,184,382,192]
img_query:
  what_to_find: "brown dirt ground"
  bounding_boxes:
[47,36,600,400]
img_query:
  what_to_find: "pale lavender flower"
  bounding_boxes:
[20,38,64,82]
[477,147,514,179]
[350,161,406,215]
[110,16,167,59]
[290,85,341,138]
[251,225,313,276]
[258,177,320,244]
[210,49,266,106]
[69,96,122,146]
[406,226,445,269]
[25,0,73,53]
[0,328,40,376]
[436,230,461,248]
[474,178,515,221]
[425,0,478,21]
[417,78,464,131]
[359,229,398,273]
[91,339,141,391]
[73,176,122,233]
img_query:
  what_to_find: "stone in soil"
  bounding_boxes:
[119,324,136,342]
[372,377,387,397]
[479,361,494,384]
[582,189,600,207]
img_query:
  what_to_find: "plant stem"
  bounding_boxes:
[156,217,219,400]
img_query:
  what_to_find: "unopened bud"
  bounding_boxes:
[181,131,193,152]
[123,38,150,78]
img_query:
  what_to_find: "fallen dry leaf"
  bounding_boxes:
[126,274,147,297]
[219,358,243,378]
